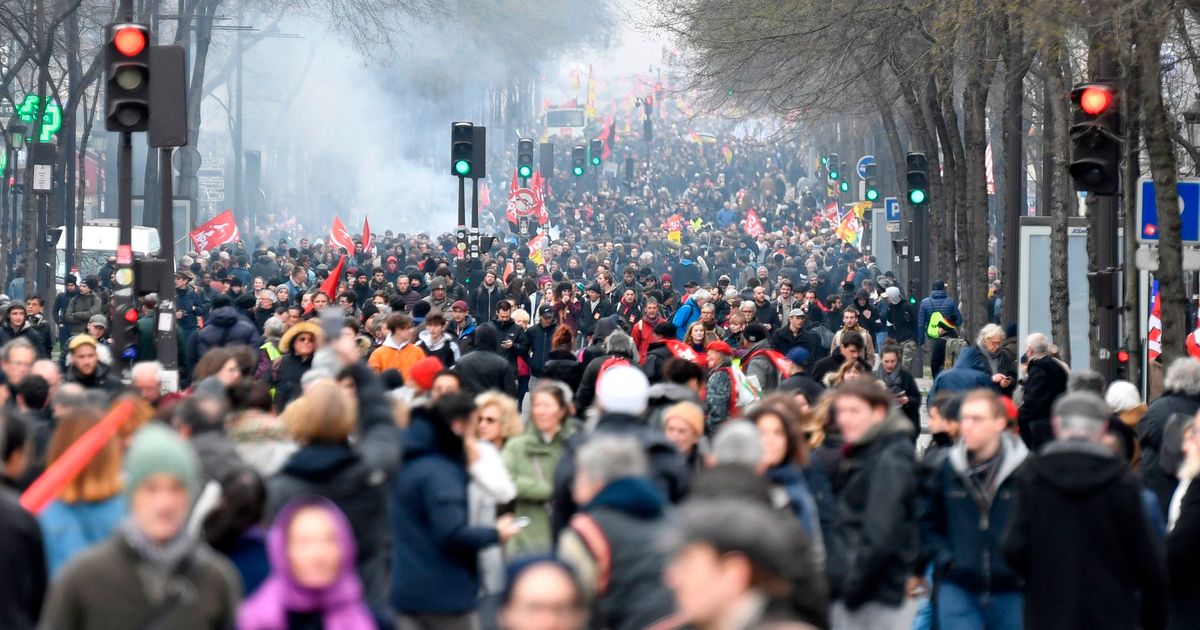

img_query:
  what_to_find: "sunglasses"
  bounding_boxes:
[295,335,315,343]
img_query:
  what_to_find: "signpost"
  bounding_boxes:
[856,155,874,179]
[1137,177,1200,243]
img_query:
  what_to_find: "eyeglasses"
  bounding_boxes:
[295,335,315,344]
[479,415,500,424]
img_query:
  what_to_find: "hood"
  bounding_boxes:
[473,324,499,351]
[593,317,619,340]
[209,305,241,327]
[954,346,990,373]
[280,442,358,482]
[1027,440,1126,494]
[418,329,450,350]
[948,432,1029,486]
[585,477,665,519]
[930,289,949,300]
[401,414,464,462]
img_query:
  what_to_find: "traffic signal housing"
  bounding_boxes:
[906,152,929,205]
[864,163,879,202]
[104,22,151,132]
[1069,82,1122,195]
[572,146,586,176]
[827,153,840,180]
[450,122,486,178]
[589,139,602,166]
[517,138,534,179]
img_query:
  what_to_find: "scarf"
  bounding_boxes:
[875,364,903,391]
[982,346,1002,375]
[119,517,195,573]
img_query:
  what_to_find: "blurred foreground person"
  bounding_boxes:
[0,414,45,629]
[238,496,377,629]
[1004,392,1165,630]
[499,558,585,630]
[666,498,827,630]
[43,424,241,630]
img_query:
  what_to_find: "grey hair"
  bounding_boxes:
[711,421,764,467]
[605,330,638,362]
[976,323,1005,347]
[692,289,711,303]
[0,337,36,362]
[130,361,164,383]
[263,316,286,341]
[1068,370,1107,395]
[1026,333,1050,356]
[576,435,647,486]
[1055,414,1107,441]
[664,498,799,579]
[1164,358,1200,396]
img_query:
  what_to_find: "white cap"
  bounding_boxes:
[596,364,650,416]
[885,286,902,305]
[1105,380,1142,413]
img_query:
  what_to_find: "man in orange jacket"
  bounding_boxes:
[368,312,425,381]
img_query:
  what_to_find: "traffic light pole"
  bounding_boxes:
[157,147,178,383]
[113,130,134,380]
[1095,51,1120,383]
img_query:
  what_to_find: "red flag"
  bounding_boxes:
[361,217,374,253]
[479,182,491,208]
[664,340,707,366]
[532,171,549,225]
[743,208,765,238]
[598,115,616,160]
[506,170,520,227]
[189,209,240,253]
[662,213,684,232]
[1149,280,1162,361]
[330,216,355,253]
[308,255,346,313]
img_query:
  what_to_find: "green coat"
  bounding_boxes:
[501,424,573,555]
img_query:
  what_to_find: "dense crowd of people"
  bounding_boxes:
[0,121,1198,630]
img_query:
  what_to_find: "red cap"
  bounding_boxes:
[451,300,469,312]
[409,357,445,391]
[706,340,734,355]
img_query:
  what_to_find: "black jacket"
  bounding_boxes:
[64,363,121,393]
[552,413,690,535]
[453,327,517,397]
[524,322,557,377]
[266,364,400,606]
[1138,391,1200,519]
[575,352,635,412]
[471,283,505,324]
[1168,477,1200,630]
[577,298,612,338]
[192,306,262,359]
[642,341,674,384]
[770,325,817,360]
[272,352,312,411]
[826,416,918,609]
[1003,441,1166,630]
[919,435,1028,594]
[0,488,45,629]
[1016,355,1069,447]
[0,324,47,358]
[541,349,583,392]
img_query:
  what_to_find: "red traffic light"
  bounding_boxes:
[114,27,146,57]
[1117,348,1130,363]
[123,308,139,324]
[1079,86,1113,116]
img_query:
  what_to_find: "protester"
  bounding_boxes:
[202,468,271,596]
[498,557,585,630]
[1139,358,1200,520]
[503,381,575,555]
[272,320,324,410]
[41,424,242,629]
[1016,332,1070,450]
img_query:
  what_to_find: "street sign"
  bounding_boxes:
[885,196,901,222]
[15,94,62,143]
[857,155,874,179]
[1137,177,1200,243]
[31,165,52,192]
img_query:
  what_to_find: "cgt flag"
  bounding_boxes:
[330,216,355,253]
[743,208,765,238]
[190,209,240,253]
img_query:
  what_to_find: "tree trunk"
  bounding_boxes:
[1121,42,1143,387]
[1001,5,1031,326]
[1045,40,1072,362]
[1138,2,1189,366]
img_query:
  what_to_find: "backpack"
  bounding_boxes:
[927,311,957,339]
[598,356,632,381]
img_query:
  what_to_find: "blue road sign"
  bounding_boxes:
[1137,177,1200,244]
[885,196,901,222]
[857,155,875,179]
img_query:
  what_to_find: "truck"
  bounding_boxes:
[55,220,162,283]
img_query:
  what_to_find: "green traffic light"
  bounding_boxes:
[518,165,532,178]
[908,296,917,305]
[829,170,839,180]
[909,188,927,204]
[591,157,601,166]
[573,166,584,176]
[839,181,850,192]
[866,188,879,201]
[821,156,829,165]
[454,160,471,176]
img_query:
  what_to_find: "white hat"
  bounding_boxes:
[596,364,650,416]
[885,286,902,305]
[1105,380,1142,413]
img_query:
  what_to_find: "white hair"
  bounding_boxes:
[692,289,711,303]
[577,435,647,486]
[1164,358,1200,397]
[130,361,164,383]
[1026,333,1050,356]
[976,323,1005,347]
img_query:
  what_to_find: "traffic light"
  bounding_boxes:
[539,142,554,179]
[572,146,586,176]
[827,153,840,180]
[864,163,879,202]
[111,286,139,362]
[104,22,151,132]
[517,138,534,179]
[625,157,635,183]
[643,118,653,143]
[906,152,929,205]
[820,155,829,166]
[1069,81,1121,195]
[589,139,602,166]
[450,122,486,178]
[839,180,850,193]
[1116,347,1131,380]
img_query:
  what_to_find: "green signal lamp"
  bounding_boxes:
[829,168,839,180]
[908,296,917,305]
[573,165,585,177]
[820,156,829,166]
[591,156,601,166]
[865,188,879,201]
[454,159,471,176]
[908,188,927,204]
[518,164,532,178]
[839,180,850,193]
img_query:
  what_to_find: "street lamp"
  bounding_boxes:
[93,134,109,217]
[7,117,26,150]
[1183,93,1200,176]
[4,117,26,248]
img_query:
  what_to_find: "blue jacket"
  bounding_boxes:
[37,495,125,578]
[390,416,498,614]
[672,299,702,341]
[917,290,962,344]
[919,434,1028,594]
[926,352,993,407]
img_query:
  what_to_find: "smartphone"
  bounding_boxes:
[512,516,531,529]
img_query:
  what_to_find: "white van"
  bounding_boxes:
[55,220,162,283]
